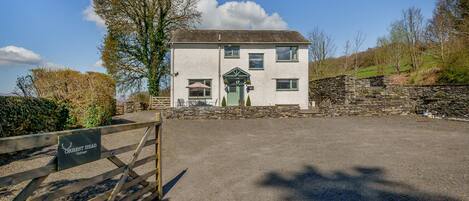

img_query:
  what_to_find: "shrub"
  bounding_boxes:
[221,96,226,107]
[438,66,469,84]
[246,95,251,106]
[30,69,116,128]
[84,104,111,128]
[0,96,69,138]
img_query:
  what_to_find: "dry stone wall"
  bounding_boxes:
[163,105,321,120]
[310,75,469,119]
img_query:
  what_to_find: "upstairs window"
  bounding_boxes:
[224,46,240,58]
[249,53,264,69]
[188,79,211,98]
[276,46,298,62]
[276,79,298,91]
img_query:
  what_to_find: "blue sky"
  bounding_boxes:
[0,0,435,93]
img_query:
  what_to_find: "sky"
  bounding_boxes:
[0,0,436,94]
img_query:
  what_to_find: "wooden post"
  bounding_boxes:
[156,112,163,200]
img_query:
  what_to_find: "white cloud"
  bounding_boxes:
[196,0,288,30]
[93,59,103,67]
[83,0,287,30]
[83,1,106,28]
[0,46,42,66]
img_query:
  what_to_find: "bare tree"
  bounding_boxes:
[389,21,407,74]
[426,0,456,65]
[95,0,201,96]
[308,28,336,77]
[402,7,424,71]
[343,40,351,71]
[14,75,37,97]
[352,31,366,74]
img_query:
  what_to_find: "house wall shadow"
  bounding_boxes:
[257,165,460,201]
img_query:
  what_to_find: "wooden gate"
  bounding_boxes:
[0,116,163,200]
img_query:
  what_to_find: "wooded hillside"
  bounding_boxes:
[310,0,469,85]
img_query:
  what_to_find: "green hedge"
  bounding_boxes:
[0,96,69,138]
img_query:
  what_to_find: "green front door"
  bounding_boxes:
[227,81,243,106]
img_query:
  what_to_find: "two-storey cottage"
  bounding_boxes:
[170,30,310,109]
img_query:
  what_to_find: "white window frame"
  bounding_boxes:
[188,79,212,98]
[276,46,299,62]
[249,53,264,70]
[276,79,299,91]
[224,45,240,58]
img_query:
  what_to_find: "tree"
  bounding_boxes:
[95,0,201,96]
[308,28,336,77]
[352,31,366,74]
[389,21,407,74]
[15,75,37,97]
[402,7,425,71]
[343,40,351,71]
[426,0,455,64]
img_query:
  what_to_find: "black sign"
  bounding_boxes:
[57,130,101,170]
[247,86,254,91]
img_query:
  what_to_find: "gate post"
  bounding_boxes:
[156,112,163,200]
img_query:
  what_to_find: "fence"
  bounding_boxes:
[149,97,170,110]
[0,117,163,201]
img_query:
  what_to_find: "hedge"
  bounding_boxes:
[31,69,116,128]
[0,96,68,138]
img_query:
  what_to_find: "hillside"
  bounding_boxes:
[309,46,469,85]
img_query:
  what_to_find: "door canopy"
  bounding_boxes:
[223,67,250,80]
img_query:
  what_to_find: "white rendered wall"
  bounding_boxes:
[171,43,309,109]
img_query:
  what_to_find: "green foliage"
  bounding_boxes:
[438,66,469,84]
[246,95,251,106]
[95,0,200,95]
[221,96,226,107]
[0,96,69,138]
[84,104,111,128]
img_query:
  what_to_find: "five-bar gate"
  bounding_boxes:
[0,117,162,201]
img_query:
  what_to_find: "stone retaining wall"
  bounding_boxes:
[163,105,320,120]
[409,85,469,119]
[310,75,469,119]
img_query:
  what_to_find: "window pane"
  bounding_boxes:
[291,79,298,89]
[189,89,204,97]
[276,47,291,60]
[189,79,211,97]
[249,53,263,69]
[276,79,291,89]
[224,46,239,57]
[291,47,298,60]
[276,79,298,90]
[276,46,298,61]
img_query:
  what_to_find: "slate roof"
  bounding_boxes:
[172,30,310,44]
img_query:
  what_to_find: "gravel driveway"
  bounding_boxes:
[1,112,469,201]
[161,114,469,201]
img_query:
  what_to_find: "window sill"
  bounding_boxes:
[224,56,240,59]
[276,89,299,91]
[188,97,212,99]
[276,60,299,63]
[249,68,264,71]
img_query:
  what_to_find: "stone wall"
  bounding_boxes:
[163,105,320,120]
[409,85,469,119]
[310,75,469,119]
[309,75,353,105]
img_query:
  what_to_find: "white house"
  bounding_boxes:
[170,30,310,109]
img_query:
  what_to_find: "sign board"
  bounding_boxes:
[247,86,254,91]
[57,130,101,170]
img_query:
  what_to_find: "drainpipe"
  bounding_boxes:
[218,33,221,106]
[171,43,175,107]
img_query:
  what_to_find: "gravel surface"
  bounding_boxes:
[1,112,469,201]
